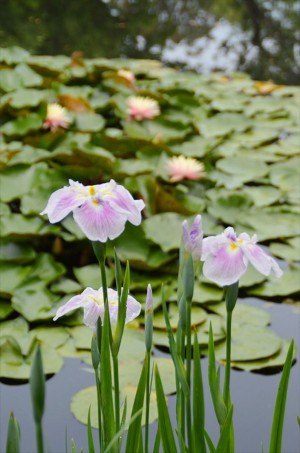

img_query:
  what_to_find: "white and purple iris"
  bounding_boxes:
[41,179,145,242]
[201,226,283,286]
[54,287,141,330]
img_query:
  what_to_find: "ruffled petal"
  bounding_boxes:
[202,234,229,260]
[83,300,102,330]
[125,294,142,323]
[41,182,86,223]
[110,183,145,225]
[241,242,283,277]
[73,199,127,241]
[53,287,96,321]
[203,245,247,286]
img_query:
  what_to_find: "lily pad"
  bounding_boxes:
[214,324,282,361]
[153,303,207,330]
[249,265,300,297]
[143,212,186,252]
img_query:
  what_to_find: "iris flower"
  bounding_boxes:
[43,103,71,131]
[201,227,283,286]
[41,179,145,242]
[54,287,141,330]
[127,96,160,121]
[167,156,205,182]
[182,215,203,261]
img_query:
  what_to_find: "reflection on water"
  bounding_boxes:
[0,0,299,84]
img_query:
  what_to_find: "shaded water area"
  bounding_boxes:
[0,0,299,84]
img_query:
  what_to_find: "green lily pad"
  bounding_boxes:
[0,300,14,320]
[231,339,296,371]
[153,303,206,330]
[205,301,271,327]
[143,212,186,252]
[73,264,114,289]
[0,339,64,379]
[74,112,105,132]
[0,263,31,296]
[15,63,43,88]
[249,265,300,297]
[0,317,29,340]
[197,113,251,137]
[216,157,268,182]
[0,69,22,92]
[0,47,29,64]
[269,237,300,262]
[67,325,92,350]
[214,324,282,361]
[243,186,281,207]
[12,285,59,321]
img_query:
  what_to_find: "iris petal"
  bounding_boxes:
[41,185,86,223]
[241,242,283,277]
[203,244,247,286]
[73,200,127,242]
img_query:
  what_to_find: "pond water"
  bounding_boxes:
[1,299,299,452]
[1,0,299,84]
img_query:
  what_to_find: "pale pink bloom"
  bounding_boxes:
[54,287,141,330]
[127,96,160,121]
[201,227,283,287]
[43,103,71,131]
[182,215,203,261]
[41,179,145,242]
[118,69,135,84]
[167,156,205,182]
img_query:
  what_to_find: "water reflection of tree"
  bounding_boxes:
[0,0,298,84]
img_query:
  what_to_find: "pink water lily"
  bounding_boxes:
[127,96,160,121]
[41,179,145,242]
[167,156,205,182]
[54,287,141,330]
[201,227,283,287]
[182,215,203,261]
[43,103,71,131]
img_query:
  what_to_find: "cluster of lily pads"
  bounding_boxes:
[0,46,299,390]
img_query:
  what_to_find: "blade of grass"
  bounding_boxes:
[155,365,177,453]
[193,334,206,453]
[208,324,227,427]
[269,339,294,453]
[215,405,233,453]
[125,354,148,453]
[6,413,20,453]
[100,309,116,450]
[204,431,216,453]
[87,406,95,453]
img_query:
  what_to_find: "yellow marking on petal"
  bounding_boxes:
[89,186,96,196]
[229,242,239,252]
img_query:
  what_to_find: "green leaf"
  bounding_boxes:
[154,365,177,453]
[125,355,147,453]
[269,340,294,453]
[193,334,206,453]
[30,344,45,423]
[143,212,186,252]
[6,412,21,453]
[74,112,105,132]
[249,266,300,297]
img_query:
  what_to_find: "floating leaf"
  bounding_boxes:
[214,324,282,362]
[143,212,186,252]
[249,265,300,297]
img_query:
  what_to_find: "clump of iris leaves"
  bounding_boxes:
[0,45,299,408]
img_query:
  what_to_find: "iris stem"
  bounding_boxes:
[112,354,120,439]
[144,350,151,453]
[35,422,44,453]
[185,302,192,450]
[95,371,103,451]
[223,309,232,408]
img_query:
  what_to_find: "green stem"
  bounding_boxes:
[95,371,103,451]
[180,332,186,447]
[223,309,232,408]
[144,350,151,453]
[185,302,192,450]
[35,422,44,453]
[112,354,120,439]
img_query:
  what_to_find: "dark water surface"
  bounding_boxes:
[1,299,299,453]
[0,0,299,84]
